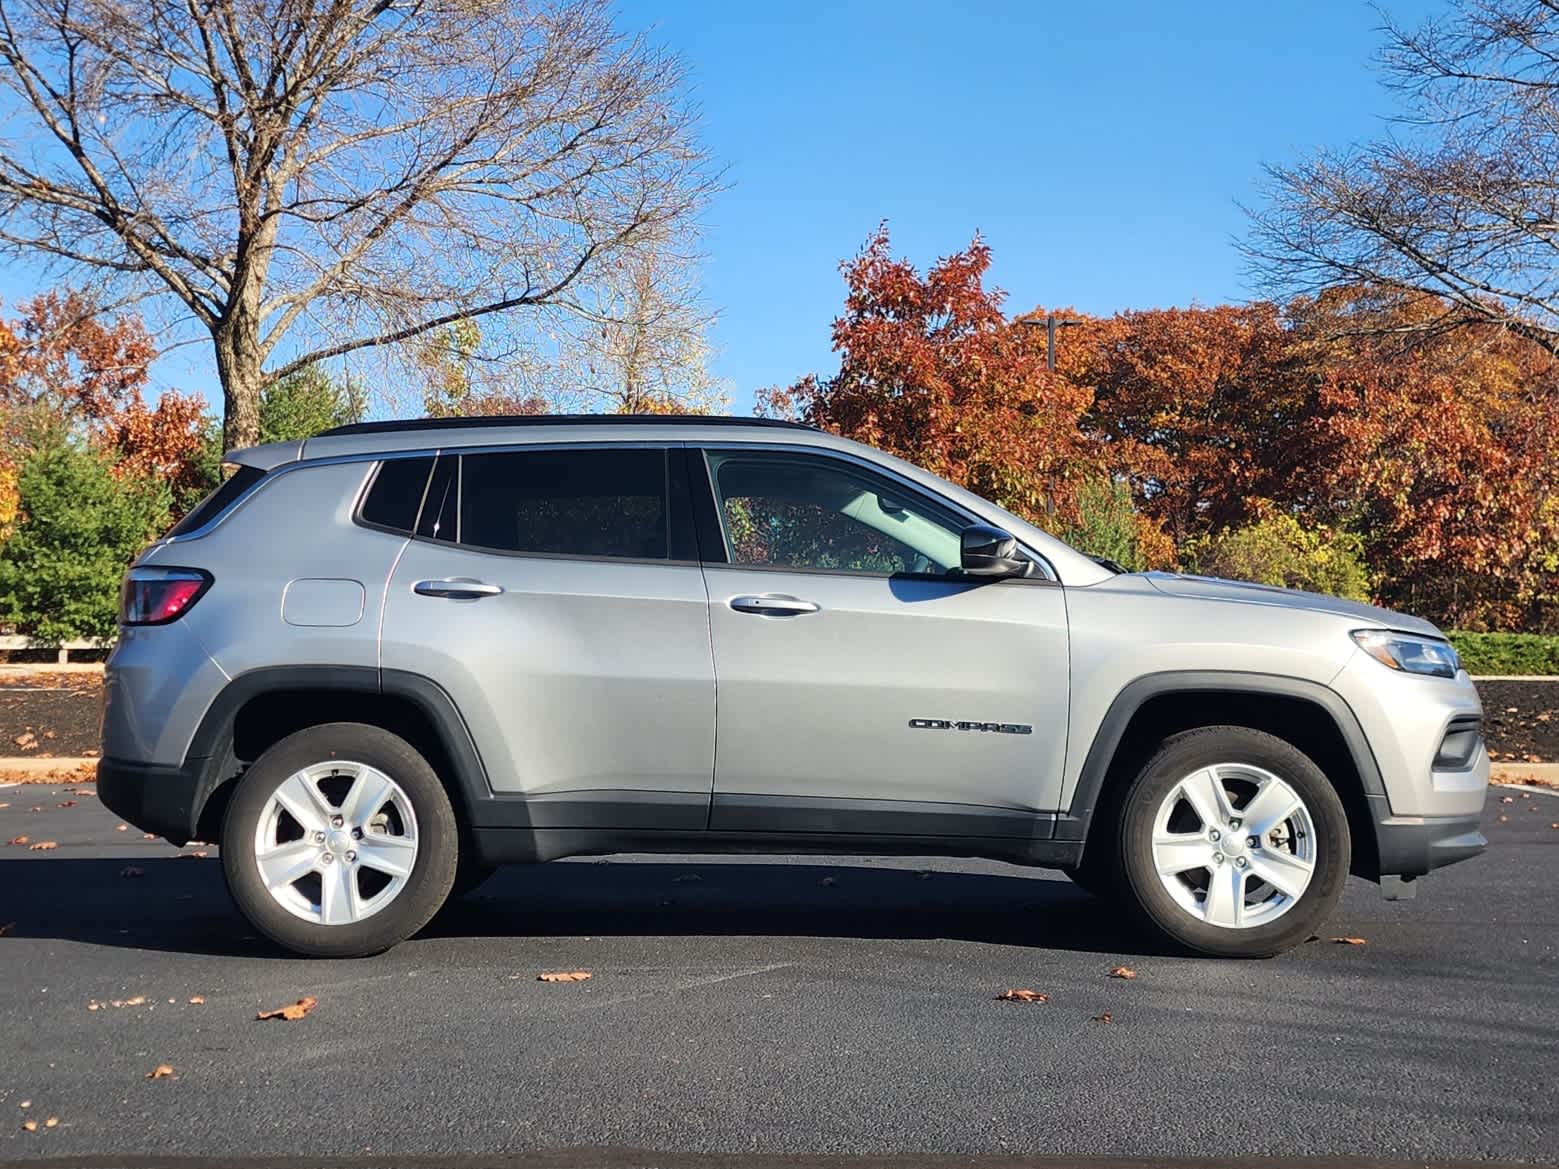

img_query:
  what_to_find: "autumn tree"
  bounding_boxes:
[1287,289,1559,627]
[0,292,208,503]
[554,227,727,414]
[1074,303,1301,544]
[0,0,712,450]
[762,226,1099,527]
[1246,0,1559,356]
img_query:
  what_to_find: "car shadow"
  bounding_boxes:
[0,856,1175,959]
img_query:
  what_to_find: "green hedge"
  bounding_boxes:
[1447,631,1559,676]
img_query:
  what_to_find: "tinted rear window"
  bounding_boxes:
[456,448,669,559]
[359,457,435,533]
[167,465,266,537]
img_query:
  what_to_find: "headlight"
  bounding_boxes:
[1350,629,1461,679]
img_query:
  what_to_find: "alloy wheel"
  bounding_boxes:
[252,761,419,926]
[1150,763,1317,930]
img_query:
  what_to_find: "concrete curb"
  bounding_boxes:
[0,756,97,775]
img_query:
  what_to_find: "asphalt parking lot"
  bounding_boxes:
[1,783,1555,1166]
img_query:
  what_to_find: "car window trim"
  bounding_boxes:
[354,441,690,566]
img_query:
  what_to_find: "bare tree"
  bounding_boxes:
[551,226,726,413]
[0,0,712,448]
[1246,0,1559,356]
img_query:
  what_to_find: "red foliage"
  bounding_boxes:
[762,225,1099,526]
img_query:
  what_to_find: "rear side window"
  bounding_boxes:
[167,465,266,537]
[359,457,435,533]
[455,448,670,560]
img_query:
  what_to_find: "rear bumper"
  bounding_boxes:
[96,756,208,845]
[1369,795,1486,878]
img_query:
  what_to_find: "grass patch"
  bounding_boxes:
[1448,631,1559,676]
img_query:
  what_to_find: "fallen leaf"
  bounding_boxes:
[29,806,42,812]
[1499,795,1515,804]
[537,971,591,982]
[120,866,143,878]
[1498,815,1509,823]
[56,800,75,808]
[21,1120,36,1132]
[13,732,36,750]
[44,1117,57,1128]
[1092,1012,1113,1023]
[1330,936,1368,945]
[123,996,146,1006]
[7,836,28,846]
[87,1002,100,1011]
[256,995,317,1021]
[146,1064,175,1080]
[28,841,57,851]
[0,802,8,808]
[115,824,128,832]
[188,996,204,1005]
[176,850,208,859]
[1108,966,1137,979]
[19,1099,29,1108]
[995,988,1049,1003]
[0,922,14,937]
[143,833,156,840]
[1529,804,1540,813]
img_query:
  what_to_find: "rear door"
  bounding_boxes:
[694,445,1071,838]
[379,444,714,829]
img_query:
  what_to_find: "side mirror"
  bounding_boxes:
[960,525,1031,578]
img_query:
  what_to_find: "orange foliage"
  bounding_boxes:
[762,225,1099,528]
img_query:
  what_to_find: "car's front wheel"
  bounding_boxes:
[1116,725,1350,958]
[221,722,459,957]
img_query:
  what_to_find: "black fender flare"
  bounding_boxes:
[182,665,493,830]
[1056,670,1387,850]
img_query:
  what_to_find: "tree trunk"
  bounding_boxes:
[213,326,264,453]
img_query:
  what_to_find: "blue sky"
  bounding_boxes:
[619,0,1443,408]
[1,0,1442,411]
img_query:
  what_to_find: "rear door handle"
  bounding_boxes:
[729,594,820,617]
[413,578,504,600]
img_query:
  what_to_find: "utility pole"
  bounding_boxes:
[1018,313,1083,371]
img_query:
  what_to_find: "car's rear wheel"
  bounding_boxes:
[221,722,459,957]
[1116,725,1350,957]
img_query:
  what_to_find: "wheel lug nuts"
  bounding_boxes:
[321,852,334,864]
[331,815,344,828]
[351,827,362,840]
[1235,856,1248,869]
[1247,836,1260,848]
[346,850,357,863]
[1212,854,1224,865]
[1209,829,1221,842]
[1229,818,1242,830]
[313,830,325,843]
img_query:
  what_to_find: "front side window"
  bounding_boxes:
[705,450,964,575]
[451,447,670,560]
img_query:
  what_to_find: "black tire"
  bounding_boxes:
[221,722,459,958]
[1115,725,1350,958]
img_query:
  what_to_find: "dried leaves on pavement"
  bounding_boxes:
[256,995,318,1021]
[998,988,1047,1003]
[537,971,592,982]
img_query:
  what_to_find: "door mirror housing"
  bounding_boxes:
[960,525,1031,578]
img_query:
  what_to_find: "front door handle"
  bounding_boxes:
[729,593,820,617]
[413,578,504,600]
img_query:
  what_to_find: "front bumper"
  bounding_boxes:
[96,756,208,845]
[1369,795,1486,877]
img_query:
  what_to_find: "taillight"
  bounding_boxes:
[120,567,212,626]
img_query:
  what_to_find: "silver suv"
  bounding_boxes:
[98,416,1489,958]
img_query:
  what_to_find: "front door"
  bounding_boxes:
[696,447,1070,838]
[380,445,714,829]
